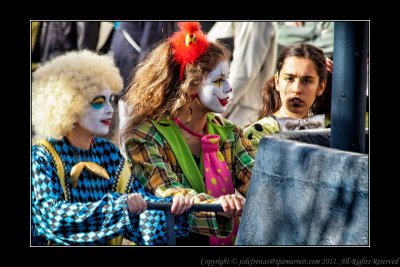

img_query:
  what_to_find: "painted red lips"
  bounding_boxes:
[101,118,112,125]
[217,96,229,107]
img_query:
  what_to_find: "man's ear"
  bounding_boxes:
[317,80,327,96]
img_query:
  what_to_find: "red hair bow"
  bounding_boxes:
[169,22,209,80]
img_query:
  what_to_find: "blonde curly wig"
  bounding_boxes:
[32,50,123,142]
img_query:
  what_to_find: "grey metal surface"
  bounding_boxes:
[236,130,368,245]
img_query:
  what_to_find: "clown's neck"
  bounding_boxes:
[66,125,93,150]
[178,107,208,136]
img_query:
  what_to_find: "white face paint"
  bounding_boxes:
[78,88,114,136]
[198,60,232,113]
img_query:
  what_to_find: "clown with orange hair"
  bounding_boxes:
[120,22,255,245]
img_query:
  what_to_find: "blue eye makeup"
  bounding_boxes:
[90,96,106,110]
[91,102,104,109]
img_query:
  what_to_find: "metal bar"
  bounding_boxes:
[146,201,224,245]
[146,202,224,212]
[331,21,368,153]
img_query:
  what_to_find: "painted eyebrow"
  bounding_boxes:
[91,95,106,102]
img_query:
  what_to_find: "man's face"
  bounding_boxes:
[276,56,325,118]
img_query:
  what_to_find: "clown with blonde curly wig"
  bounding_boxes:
[32,50,122,142]
[32,50,193,246]
[121,22,255,246]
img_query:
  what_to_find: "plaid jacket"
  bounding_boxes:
[124,113,255,237]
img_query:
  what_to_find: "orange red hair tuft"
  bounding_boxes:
[169,22,209,80]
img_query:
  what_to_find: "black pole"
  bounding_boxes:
[165,212,176,245]
[146,202,224,245]
[331,21,368,153]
